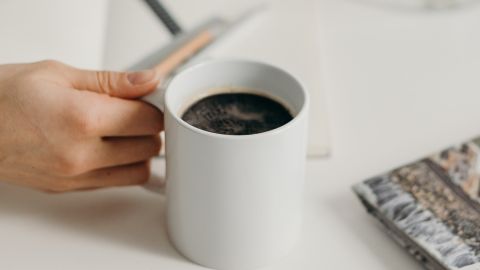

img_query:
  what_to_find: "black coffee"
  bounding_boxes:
[181,93,293,135]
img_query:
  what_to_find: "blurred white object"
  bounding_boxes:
[360,0,479,9]
[0,0,108,69]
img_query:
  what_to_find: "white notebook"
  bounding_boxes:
[103,0,330,157]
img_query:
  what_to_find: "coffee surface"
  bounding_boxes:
[181,93,293,135]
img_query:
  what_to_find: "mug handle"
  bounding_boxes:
[140,85,167,194]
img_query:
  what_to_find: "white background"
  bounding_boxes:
[2,0,480,269]
[0,0,108,68]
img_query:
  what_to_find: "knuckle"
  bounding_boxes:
[75,115,97,136]
[36,59,65,71]
[52,158,77,177]
[68,105,99,136]
[51,149,88,177]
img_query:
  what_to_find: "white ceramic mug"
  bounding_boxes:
[142,59,309,270]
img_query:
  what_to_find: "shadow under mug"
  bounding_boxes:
[141,59,309,270]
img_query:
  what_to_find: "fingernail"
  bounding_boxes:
[127,69,156,85]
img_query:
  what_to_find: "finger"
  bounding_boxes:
[66,65,161,99]
[86,135,161,170]
[69,90,164,136]
[60,161,152,192]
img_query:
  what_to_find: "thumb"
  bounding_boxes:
[68,67,161,99]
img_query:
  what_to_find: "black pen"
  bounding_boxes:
[143,0,183,36]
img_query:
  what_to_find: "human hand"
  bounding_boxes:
[0,60,163,192]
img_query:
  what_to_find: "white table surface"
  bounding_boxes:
[3,0,480,269]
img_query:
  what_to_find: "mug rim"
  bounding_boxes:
[164,59,309,140]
